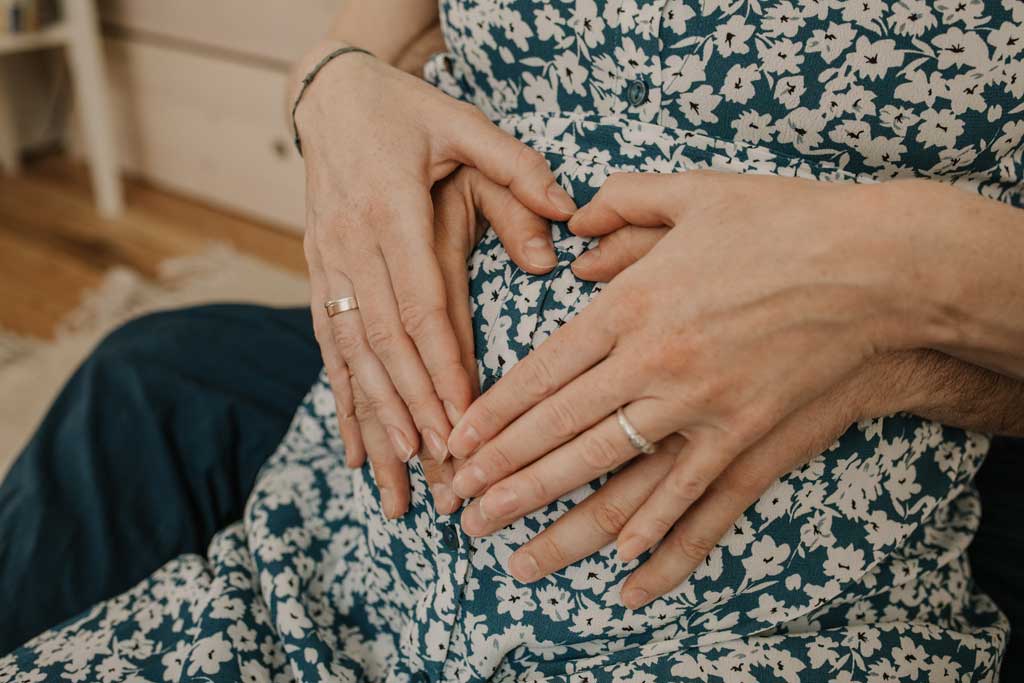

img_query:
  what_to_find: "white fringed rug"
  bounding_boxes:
[0,244,308,476]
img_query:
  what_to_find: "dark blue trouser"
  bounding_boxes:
[0,304,1020,677]
[0,305,322,654]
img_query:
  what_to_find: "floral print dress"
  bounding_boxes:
[5,1,1023,681]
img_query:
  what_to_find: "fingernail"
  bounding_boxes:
[617,535,648,564]
[523,236,558,270]
[423,428,449,463]
[571,247,599,272]
[441,491,462,515]
[567,209,584,232]
[480,487,519,520]
[547,182,577,215]
[509,552,541,582]
[452,464,488,498]
[621,587,650,610]
[386,427,416,463]
[380,488,398,519]
[448,422,481,459]
[443,400,463,426]
[430,483,459,515]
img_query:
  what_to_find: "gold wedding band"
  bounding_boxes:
[325,297,359,318]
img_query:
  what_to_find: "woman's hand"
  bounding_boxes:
[341,165,561,518]
[446,171,935,580]
[501,351,914,607]
[295,43,575,475]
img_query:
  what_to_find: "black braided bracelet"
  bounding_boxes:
[291,46,374,157]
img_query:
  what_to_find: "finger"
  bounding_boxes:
[420,450,462,516]
[571,226,669,282]
[618,472,751,610]
[619,392,857,609]
[508,442,680,583]
[451,358,635,500]
[615,435,734,564]
[316,312,366,468]
[352,378,411,519]
[306,235,366,467]
[448,109,577,220]
[434,193,480,400]
[447,297,617,459]
[470,171,558,274]
[377,189,474,459]
[568,172,689,236]
[460,399,672,537]
[321,257,422,463]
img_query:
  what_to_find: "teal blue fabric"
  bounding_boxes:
[3,1,1022,681]
[0,305,321,653]
[0,306,1020,678]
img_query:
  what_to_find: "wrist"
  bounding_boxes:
[290,40,342,112]
[848,180,968,353]
[289,41,376,156]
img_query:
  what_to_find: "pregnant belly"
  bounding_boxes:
[448,128,990,660]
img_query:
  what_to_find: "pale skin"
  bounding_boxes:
[292,1,574,517]
[447,172,1024,608]
[299,3,1024,609]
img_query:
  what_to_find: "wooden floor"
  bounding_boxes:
[0,155,305,339]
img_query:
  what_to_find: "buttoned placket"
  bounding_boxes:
[407,505,474,683]
[616,0,668,124]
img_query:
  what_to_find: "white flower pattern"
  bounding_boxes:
[2,0,1020,681]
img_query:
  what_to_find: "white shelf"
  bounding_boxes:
[0,22,68,56]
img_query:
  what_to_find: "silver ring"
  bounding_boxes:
[324,296,358,318]
[616,407,656,455]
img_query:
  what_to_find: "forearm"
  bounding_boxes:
[874,180,1024,380]
[879,350,1024,437]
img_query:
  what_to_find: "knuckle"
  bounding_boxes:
[330,322,365,357]
[591,499,631,536]
[427,359,470,397]
[666,470,710,507]
[398,299,446,341]
[580,432,624,472]
[469,398,503,436]
[482,440,517,477]
[716,468,770,504]
[674,532,718,565]
[520,469,549,503]
[645,516,675,547]
[531,532,570,570]
[540,399,581,442]
[362,392,388,417]
[362,319,399,354]
[523,356,561,400]
[351,390,373,418]
[400,391,434,421]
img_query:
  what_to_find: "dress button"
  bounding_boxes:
[441,524,460,550]
[626,78,648,106]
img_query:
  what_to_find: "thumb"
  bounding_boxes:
[448,109,577,222]
[568,172,684,237]
[571,226,669,282]
[467,169,559,275]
